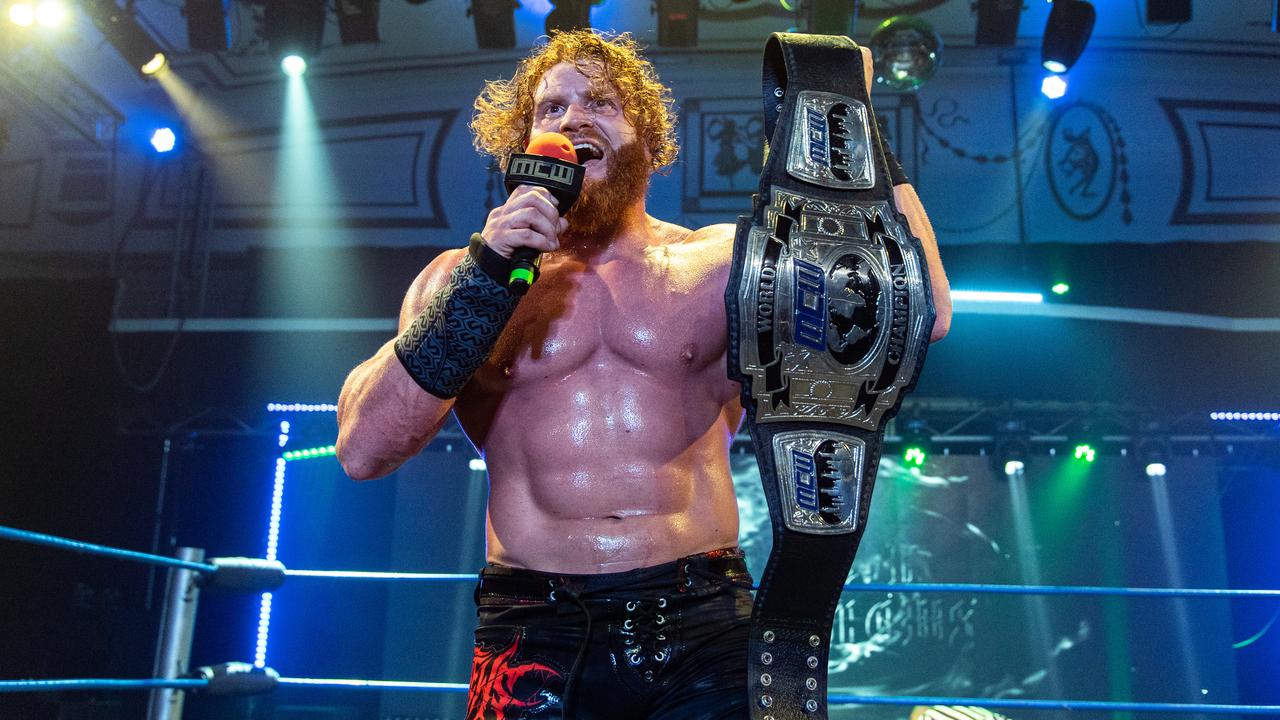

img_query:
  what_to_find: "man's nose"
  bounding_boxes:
[559,102,594,132]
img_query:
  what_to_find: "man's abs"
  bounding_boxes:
[459,364,742,574]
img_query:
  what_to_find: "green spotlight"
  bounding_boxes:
[281,54,307,76]
[904,446,927,467]
[1073,443,1096,463]
[1052,282,1070,295]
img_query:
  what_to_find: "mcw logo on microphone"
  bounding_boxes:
[508,156,577,190]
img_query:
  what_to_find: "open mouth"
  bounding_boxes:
[574,142,604,164]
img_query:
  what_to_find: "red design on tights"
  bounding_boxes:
[467,632,564,719]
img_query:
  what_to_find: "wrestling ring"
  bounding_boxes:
[3,522,1279,719]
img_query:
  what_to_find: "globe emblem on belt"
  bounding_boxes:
[826,253,882,366]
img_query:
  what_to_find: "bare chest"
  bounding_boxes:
[482,255,728,386]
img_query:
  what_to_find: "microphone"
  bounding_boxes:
[502,132,584,295]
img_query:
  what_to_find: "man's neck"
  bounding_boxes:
[560,200,655,264]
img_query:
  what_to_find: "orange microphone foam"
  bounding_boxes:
[525,132,578,164]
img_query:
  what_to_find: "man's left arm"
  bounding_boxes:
[856,46,951,342]
[893,182,951,342]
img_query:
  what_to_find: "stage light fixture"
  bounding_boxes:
[901,417,930,468]
[337,0,378,44]
[84,0,168,75]
[1135,421,1172,480]
[8,2,35,25]
[995,419,1031,478]
[807,0,857,36]
[975,0,1022,46]
[545,0,589,34]
[1040,73,1067,99]
[281,53,307,76]
[657,0,698,47]
[264,0,325,66]
[141,53,166,75]
[1073,443,1096,463]
[185,0,228,51]
[470,0,516,50]
[469,458,487,471]
[150,127,176,153]
[1146,0,1190,24]
[1051,282,1070,295]
[34,0,67,27]
[1041,0,1095,73]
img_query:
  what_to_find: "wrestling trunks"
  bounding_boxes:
[467,548,755,720]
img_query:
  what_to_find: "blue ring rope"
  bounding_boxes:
[0,525,215,574]
[283,569,1280,599]
[278,677,469,693]
[830,694,1280,714]
[5,676,1277,714]
[850,582,1280,598]
[0,679,208,692]
[6,524,1277,600]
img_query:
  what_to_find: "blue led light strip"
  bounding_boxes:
[1210,412,1280,421]
[255,405,338,668]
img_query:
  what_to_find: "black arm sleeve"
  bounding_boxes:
[393,236,520,399]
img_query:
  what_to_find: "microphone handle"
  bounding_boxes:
[508,247,541,296]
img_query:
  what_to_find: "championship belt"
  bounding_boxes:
[726,33,936,719]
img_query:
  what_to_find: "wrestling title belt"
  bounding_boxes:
[725,33,936,719]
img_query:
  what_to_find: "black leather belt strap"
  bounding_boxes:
[726,32,937,719]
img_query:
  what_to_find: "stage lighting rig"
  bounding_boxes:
[1134,421,1172,480]
[657,0,697,47]
[83,0,167,75]
[900,416,931,468]
[470,0,516,49]
[545,0,589,34]
[1041,0,1095,73]
[264,0,325,66]
[995,419,1031,478]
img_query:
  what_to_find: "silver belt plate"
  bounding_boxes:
[736,188,931,432]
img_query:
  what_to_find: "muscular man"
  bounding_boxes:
[337,30,950,720]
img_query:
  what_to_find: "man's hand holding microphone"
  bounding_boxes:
[481,132,584,295]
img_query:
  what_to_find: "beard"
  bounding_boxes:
[561,139,650,249]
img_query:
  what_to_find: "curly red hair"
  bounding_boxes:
[471,30,678,173]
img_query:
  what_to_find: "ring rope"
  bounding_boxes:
[277,678,468,693]
[0,679,208,692]
[0,525,214,574]
[283,569,1280,599]
[851,582,1280,599]
[284,569,475,581]
[4,677,1278,714]
[6,525,1277,600]
[830,694,1280,715]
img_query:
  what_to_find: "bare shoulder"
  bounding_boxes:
[399,247,468,330]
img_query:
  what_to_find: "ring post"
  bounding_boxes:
[148,547,205,720]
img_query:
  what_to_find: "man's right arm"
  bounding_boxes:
[336,185,567,480]
[336,249,466,480]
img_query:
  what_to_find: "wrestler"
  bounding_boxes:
[336,30,950,719]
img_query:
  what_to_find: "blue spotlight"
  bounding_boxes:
[150,127,177,153]
[1041,73,1068,100]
